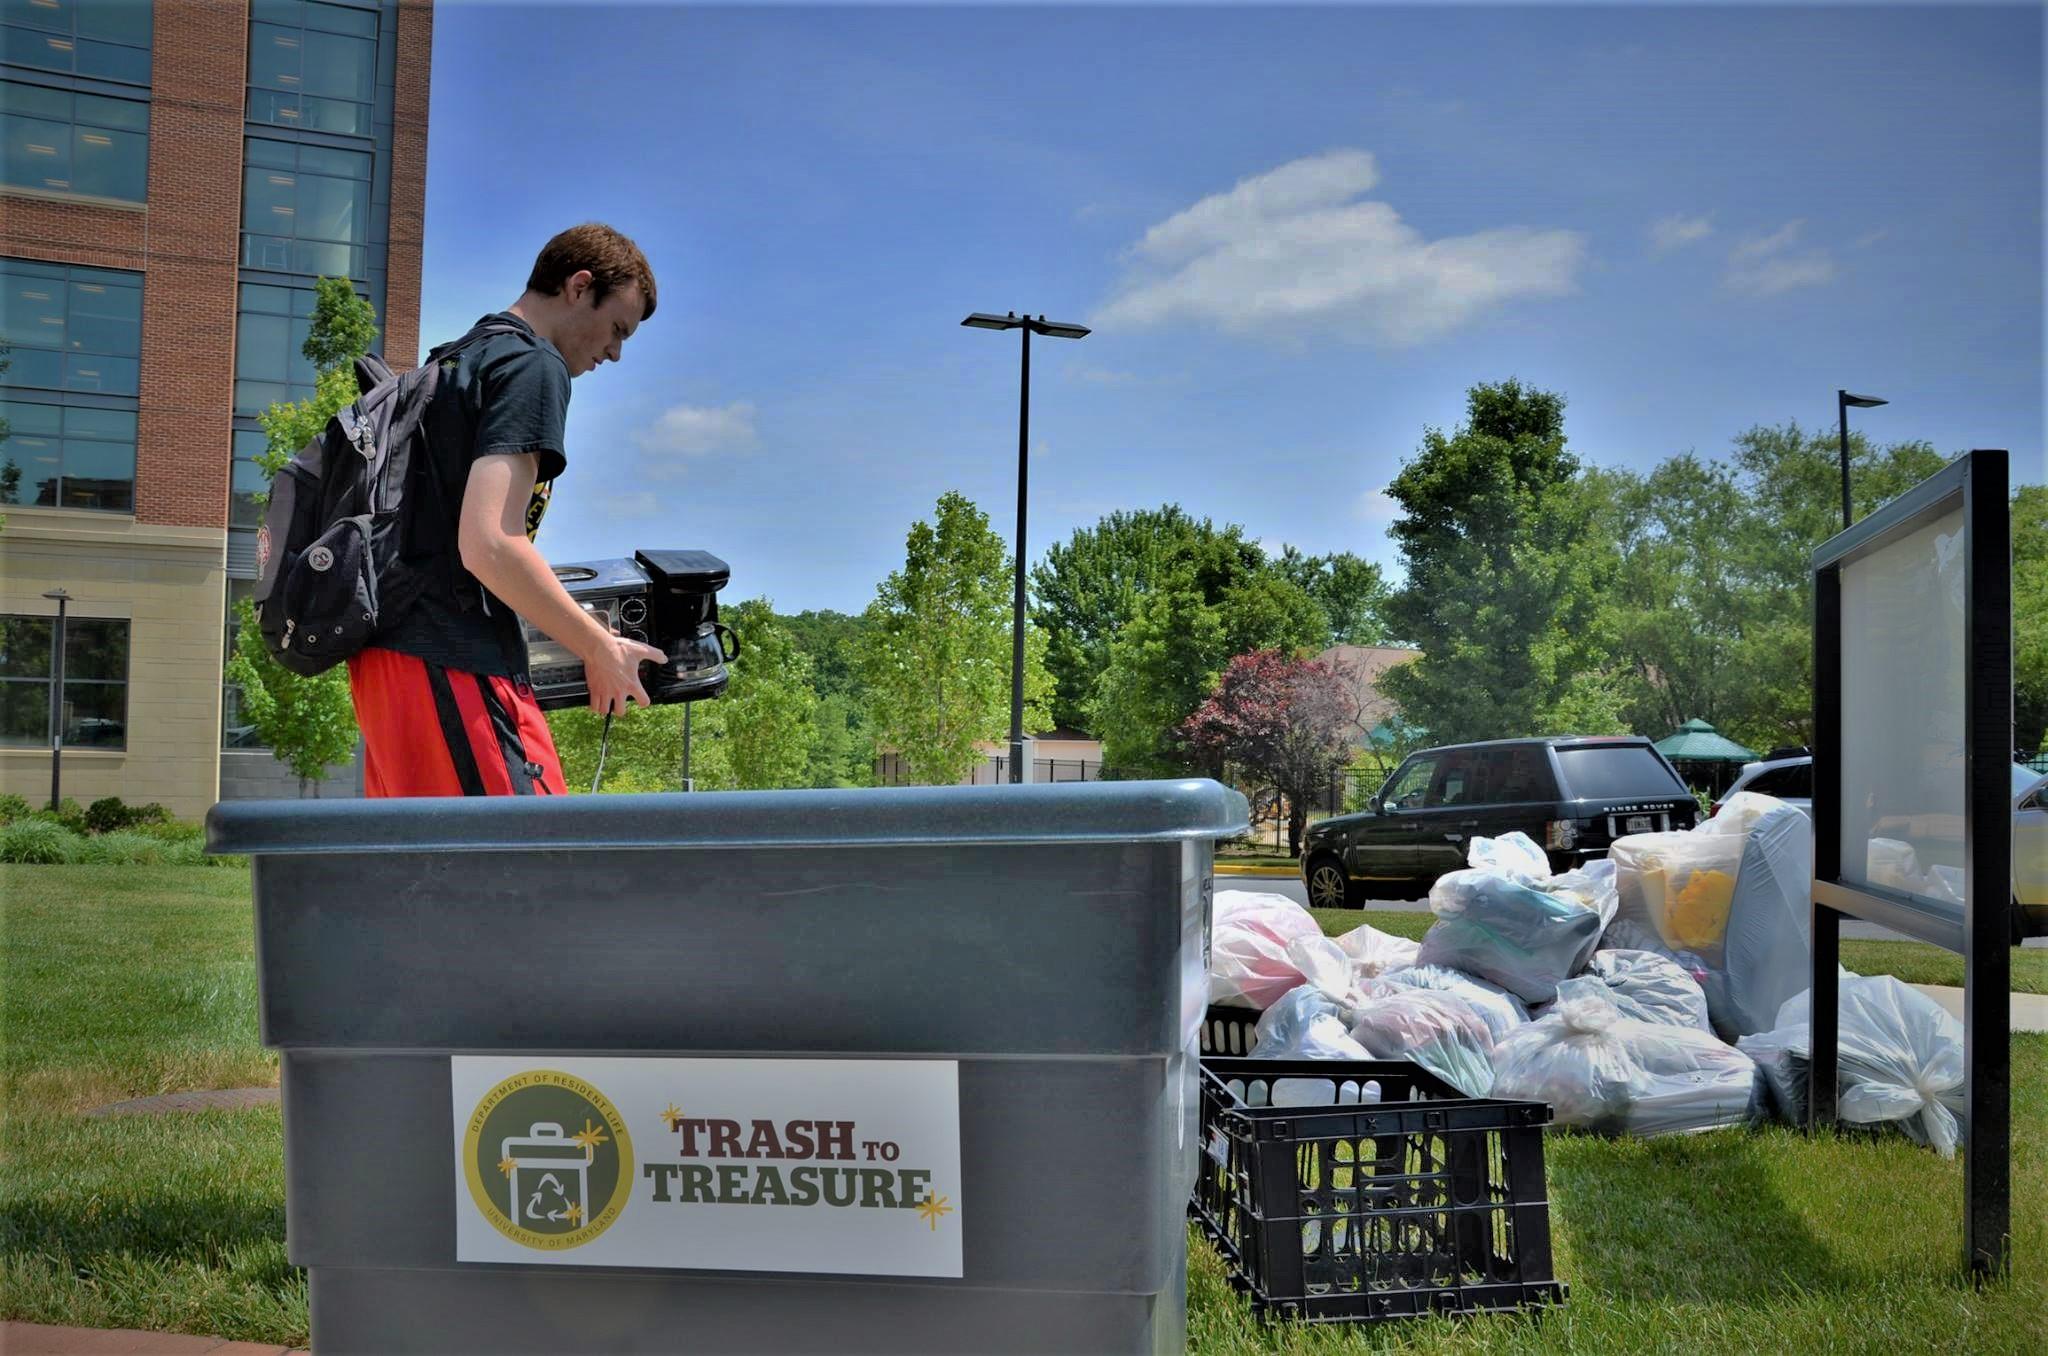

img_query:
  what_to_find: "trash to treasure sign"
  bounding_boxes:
[452,1057,962,1277]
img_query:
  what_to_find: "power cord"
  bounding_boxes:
[590,711,613,794]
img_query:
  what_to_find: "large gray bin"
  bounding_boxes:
[207,779,1246,1355]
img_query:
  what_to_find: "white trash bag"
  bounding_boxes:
[1209,889,1327,1009]
[1738,973,1966,1156]
[1416,833,1617,1004]
[1558,948,1714,1033]
[1376,964,1530,1044]
[1332,921,1421,978]
[1251,982,1371,1060]
[1347,988,1496,1097]
[1489,978,1759,1136]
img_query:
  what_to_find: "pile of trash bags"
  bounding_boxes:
[1206,798,1967,1152]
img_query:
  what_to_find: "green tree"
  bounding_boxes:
[778,609,873,704]
[1273,546,1392,645]
[1029,506,1265,732]
[719,598,818,789]
[224,278,379,794]
[804,692,875,788]
[1217,570,1330,659]
[858,491,1053,785]
[1378,379,1599,744]
[549,700,730,794]
[1090,573,1229,777]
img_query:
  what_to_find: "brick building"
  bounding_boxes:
[1,0,431,818]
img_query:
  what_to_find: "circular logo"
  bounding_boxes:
[306,545,334,573]
[462,1069,634,1251]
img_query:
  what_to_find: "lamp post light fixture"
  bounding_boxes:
[41,587,69,811]
[961,311,1091,784]
[1838,390,1888,531]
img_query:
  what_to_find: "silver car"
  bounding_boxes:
[1717,755,2047,935]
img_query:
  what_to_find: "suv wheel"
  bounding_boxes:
[1305,855,1356,909]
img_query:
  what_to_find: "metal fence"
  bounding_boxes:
[872,753,1104,787]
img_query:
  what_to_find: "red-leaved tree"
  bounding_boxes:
[1180,650,1360,857]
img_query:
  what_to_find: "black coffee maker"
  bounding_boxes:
[525,549,739,711]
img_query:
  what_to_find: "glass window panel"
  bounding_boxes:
[3,110,74,192]
[68,121,144,200]
[66,279,140,355]
[60,405,132,439]
[302,30,372,102]
[0,680,48,744]
[231,455,268,527]
[3,0,71,35]
[239,282,294,314]
[236,311,289,381]
[289,238,355,277]
[0,455,21,504]
[242,165,297,230]
[73,91,146,132]
[307,2,377,38]
[234,428,270,459]
[288,314,316,382]
[297,173,366,243]
[0,399,63,434]
[63,352,136,394]
[64,617,127,681]
[0,617,52,679]
[298,144,369,179]
[249,21,302,89]
[61,437,134,509]
[75,0,150,46]
[245,136,296,170]
[0,258,66,280]
[235,379,287,414]
[299,95,367,137]
[63,681,125,746]
[3,348,66,388]
[75,36,148,85]
[0,79,69,118]
[3,27,75,73]
[1,270,68,348]
[68,263,137,290]
[246,87,299,128]
[252,0,305,28]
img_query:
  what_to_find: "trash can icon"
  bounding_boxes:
[501,1123,591,1230]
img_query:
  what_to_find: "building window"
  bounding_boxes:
[234,278,368,414]
[245,0,377,138]
[0,397,134,511]
[230,428,270,527]
[241,137,371,279]
[1,0,153,86]
[1,256,143,394]
[0,613,130,750]
[221,580,266,749]
[0,78,148,202]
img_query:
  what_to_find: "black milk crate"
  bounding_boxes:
[1192,1057,1566,1325]
[1200,1004,1260,1056]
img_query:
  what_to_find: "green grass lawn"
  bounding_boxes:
[3,865,2044,1351]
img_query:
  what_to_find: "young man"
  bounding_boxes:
[346,223,666,796]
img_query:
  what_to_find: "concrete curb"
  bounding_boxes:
[1213,863,1299,878]
[0,1321,304,1354]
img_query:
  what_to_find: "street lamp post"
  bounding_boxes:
[962,311,1090,784]
[42,587,69,811]
[1837,390,1888,531]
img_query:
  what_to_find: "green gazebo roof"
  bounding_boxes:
[1653,718,1757,763]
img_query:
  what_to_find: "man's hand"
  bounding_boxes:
[583,630,669,716]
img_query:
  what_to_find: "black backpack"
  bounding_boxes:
[252,320,523,676]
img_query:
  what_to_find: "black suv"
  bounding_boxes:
[1300,736,1699,907]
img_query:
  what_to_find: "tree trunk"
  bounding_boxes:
[1287,799,1308,859]
[297,775,308,799]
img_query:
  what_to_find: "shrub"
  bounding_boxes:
[0,818,81,864]
[72,829,168,866]
[0,792,31,824]
[84,796,131,834]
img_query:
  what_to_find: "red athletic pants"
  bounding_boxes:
[346,647,568,797]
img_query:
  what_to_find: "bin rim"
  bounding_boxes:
[205,777,1251,856]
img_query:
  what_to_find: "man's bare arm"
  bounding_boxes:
[457,452,665,714]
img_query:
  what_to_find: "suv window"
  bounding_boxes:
[1747,764,1812,798]
[1554,745,1686,800]
[1382,755,1437,810]
[1482,745,1557,803]
[1428,749,1484,806]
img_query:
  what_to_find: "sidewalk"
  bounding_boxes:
[1910,984,2048,1033]
[0,1322,304,1355]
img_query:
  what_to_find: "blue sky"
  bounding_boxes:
[418,2,2045,614]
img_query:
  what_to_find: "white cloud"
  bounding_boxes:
[632,401,758,461]
[1724,220,1837,297]
[1095,150,1585,346]
[1649,213,1713,253]
[1355,488,1399,523]
[591,489,660,518]
[1853,227,1891,249]
[1068,363,1139,386]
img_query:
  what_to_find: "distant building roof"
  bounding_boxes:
[1316,645,1422,746]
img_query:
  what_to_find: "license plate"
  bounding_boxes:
[1624,814,1656,833]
